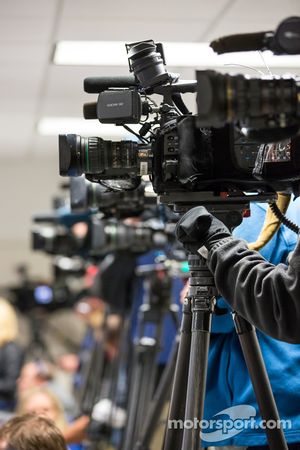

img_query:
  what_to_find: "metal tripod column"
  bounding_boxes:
[163,298,192,450]
[233,313,288,450]
[181,253,217,450]
[122,336,158,450]
[134,337,179,450]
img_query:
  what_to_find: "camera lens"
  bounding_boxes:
[59,134,109,177]
[127,41,169,90]
[196,70,300,130]
[59,134,144,191]
[59,134,83,177]
[59,134,109,176]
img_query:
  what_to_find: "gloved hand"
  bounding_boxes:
[175,206,232,253]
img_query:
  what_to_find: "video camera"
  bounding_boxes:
[58,17,300,211]
[9,260,85,313]
[70,176,157,217]
[32,216,173,257]
[31,224,83,257]
[11,282,75,313]
[32,199,175,258]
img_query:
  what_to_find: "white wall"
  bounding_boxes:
[0,156,62,286]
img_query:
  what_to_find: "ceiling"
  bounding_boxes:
[1,0,300,159]
[0,0,300,284]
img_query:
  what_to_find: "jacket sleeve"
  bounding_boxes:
[207,236,300,344]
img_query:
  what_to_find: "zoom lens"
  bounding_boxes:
[196,70,300,129]
[59,134,83,177]
[59,134,139,177]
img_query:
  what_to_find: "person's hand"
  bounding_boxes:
[175,206,232,253]
[57,354,79,373]
[180,281,189,304]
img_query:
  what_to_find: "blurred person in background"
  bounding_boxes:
[17,386,66,430]
[74,297,106,390]
[17,386,83,450]
[0,298,24,414]
[17,360,76,416]
[69,298,124,446]
[17,360,54,393]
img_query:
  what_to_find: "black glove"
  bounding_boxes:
[175,206,232,253]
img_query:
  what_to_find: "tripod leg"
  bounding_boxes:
[79,340,106,415]
[181,297,214,450]
[135,339,159,436]
[233,313,288,450]
[122,338,158,450]
[163,298,192,450]
[134,336,179,450]
[181,254,216,450]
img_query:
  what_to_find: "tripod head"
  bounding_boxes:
[159,190,277,229]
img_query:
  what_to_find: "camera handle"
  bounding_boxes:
[164,250,288,450]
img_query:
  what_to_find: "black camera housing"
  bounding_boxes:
[97,90,142,124]
[70,177,156,217]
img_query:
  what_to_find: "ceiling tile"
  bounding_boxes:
[0,114,36,155]
[0,65,45,107]
[56,17,209,41]
[61,0,229,20]
[0,0,58,18]
[0,43,50,65]
[0,17,53,43]
[204,0,300,40]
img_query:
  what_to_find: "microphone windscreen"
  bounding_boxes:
[33,214,58,224]
[210,31,267,54]
[84,76,137,93]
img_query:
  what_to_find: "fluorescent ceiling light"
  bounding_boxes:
[37,117,141,138]
[54,41,300,69]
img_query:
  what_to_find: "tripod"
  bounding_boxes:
[121,261,179,450]
[163,206,288,450]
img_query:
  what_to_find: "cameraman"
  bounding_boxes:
[175,202,300,344]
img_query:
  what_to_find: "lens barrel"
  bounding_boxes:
[127,41,169,90]
[196,70,299,128]
[59,134,83,177]
[59,134,140,179]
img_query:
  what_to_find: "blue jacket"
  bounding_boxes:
[203,199,300,447]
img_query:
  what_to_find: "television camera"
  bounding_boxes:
[58,17,300,213]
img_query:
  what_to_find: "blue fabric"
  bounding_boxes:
[56,205,91,227]
[68,444,83,450]
[130,250,183,364]
[74,327,95,390]
[203,199,300,447]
